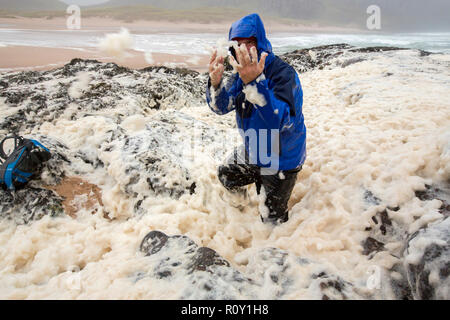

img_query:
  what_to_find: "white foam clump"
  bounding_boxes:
[404,236,446,265]
[68,72,92,99]
[1,97,25,120]
[1,48,450,300]
[69,194,89,211]
[404,217,449,264]
[256,73,266,83]
[215,38,233,58]
[98,28,134,58]
[430,54,450,62]
[437,131,450,180]
[242,84,266,106]
[258,186,270,219]
[144,52,154,65]
[186,56,200,65]
[309,50,317,62]
[163,62,187,68]
[121,114,148,133]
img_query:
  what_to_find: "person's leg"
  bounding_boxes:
[259,167,301,224]
[217,145,259,191]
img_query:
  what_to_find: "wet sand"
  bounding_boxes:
[0,45,210,73]
[0,17,224,73]
[0,16,363,73]
[45,176,104,218]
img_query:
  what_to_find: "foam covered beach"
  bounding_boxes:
[0,44,449,299]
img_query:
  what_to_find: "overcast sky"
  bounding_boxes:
[60,0,109,5]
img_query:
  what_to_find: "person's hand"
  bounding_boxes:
[208,49,224,89]
[230,44,268,85]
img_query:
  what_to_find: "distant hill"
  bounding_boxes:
[94,0,450,31]
[1,0,448,32]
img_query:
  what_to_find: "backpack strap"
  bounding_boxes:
[0,135,24,160]
[3,147,26,190]
[30,139,50,153]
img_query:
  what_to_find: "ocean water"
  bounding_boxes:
[1,28,450,55]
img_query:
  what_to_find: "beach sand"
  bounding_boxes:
[0,45,210,73]
[0,16,223,73]
[0,16,364,73]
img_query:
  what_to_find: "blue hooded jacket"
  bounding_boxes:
[206,13,306,171]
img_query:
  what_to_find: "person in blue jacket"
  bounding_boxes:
[206,13,306,224]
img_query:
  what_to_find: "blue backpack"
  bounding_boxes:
[0,135,51,190]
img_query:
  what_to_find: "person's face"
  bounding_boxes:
[231,37,257,64]
[234,37,257,53]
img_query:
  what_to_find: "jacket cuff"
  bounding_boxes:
[207,77,226,113]
[208,77,224,95]
[243,73,266,87]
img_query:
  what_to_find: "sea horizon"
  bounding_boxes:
[1,27,450,56]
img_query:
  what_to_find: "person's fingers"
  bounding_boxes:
[214,54,221,66]
[210,54,221,73]
[216,63,224,76]
[250,46,258,64]
[210,66,220,78]
[258,52,268,71]
[208,49,218,73]
[240,44,251,65]
[209,49,217,65]
[213,58,224,73]
[229,55,241,70]
[214,56,224,71]
[210,65,223,87]
[233,43,244,66]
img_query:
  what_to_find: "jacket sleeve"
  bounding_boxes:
[206,73,241,115]
[244,69,301,132]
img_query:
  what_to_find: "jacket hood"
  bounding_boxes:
[228,13,273,55]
